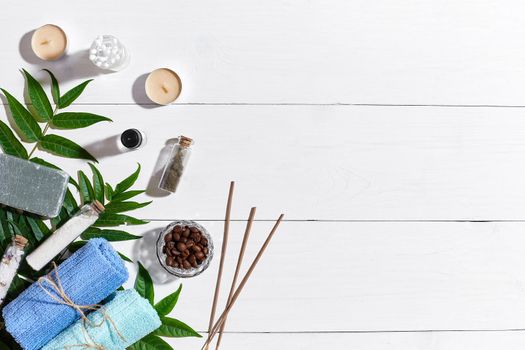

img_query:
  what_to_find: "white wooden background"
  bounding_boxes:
[3,0,525,348]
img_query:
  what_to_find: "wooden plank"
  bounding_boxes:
[116,221,525,332]
[8,104,525,220]
[169,331,525,350]
[1,0,525,105]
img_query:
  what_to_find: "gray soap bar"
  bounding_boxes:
[0,153,69,218]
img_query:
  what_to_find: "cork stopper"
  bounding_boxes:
[14,235,28,248]
[91,200,105,214]
[179,135,193,148]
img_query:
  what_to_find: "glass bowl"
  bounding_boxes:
[156,220,214,278]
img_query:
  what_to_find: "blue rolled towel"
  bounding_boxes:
[42,289,162,350]
[2,238,129,350]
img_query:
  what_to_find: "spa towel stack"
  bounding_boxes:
[42,289,162,349]
[2,238,129,350]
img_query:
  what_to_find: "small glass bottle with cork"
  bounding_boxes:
[26,201,105,271]
[0,235,28,306]
[158,136,193,193]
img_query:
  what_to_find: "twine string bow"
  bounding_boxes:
[37,263,126,350]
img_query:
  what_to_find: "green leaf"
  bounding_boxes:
[0,211,6,249]
[104,201,152,214]
[114,164,141,194]
[30,157,79,189]
[88,163,104,203]
[94,213,148,227]
[63,188,79,216]
[16,216,36,247]
[110,190,145,203]
[128,335,172,350]
[43,69,60,105]
[6,220,23,240]
[0,334,19,350]
[118,251,133,263]
[154,284,182,316]
[26,216,49,241]
[7,274,30,297]
[0,339,11,350]
[105,183,114,201]
[80,227,141,241]
[1,89,42,142]
[0,208,10,244]
[5,217,14,236]
[78,170,95,204]
[153,317,201,338]
[58,79,93,109]
[52,112,112,129]
[51,207,71,229]
[0,120,28,159]
[135,262,154,304]
[68,240,87,253]
[39,134,96,162]
[5,210,19,231]
[22,69,53,121]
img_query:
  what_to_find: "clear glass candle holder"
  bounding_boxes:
[89,35,129,71]
[156,220,214,278]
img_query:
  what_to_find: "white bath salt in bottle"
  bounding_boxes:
[26,201,105,271]
[0,235,28,306]
[158,136,193,193]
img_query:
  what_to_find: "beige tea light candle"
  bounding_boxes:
[31,24,67,61]
[145,68,182,105]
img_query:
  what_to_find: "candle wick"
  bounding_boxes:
[161,85,169,94]
[41,40,51,45]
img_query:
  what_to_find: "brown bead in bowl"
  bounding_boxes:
[156,220,214,278]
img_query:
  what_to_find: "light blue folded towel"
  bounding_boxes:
[3,238,129,350]
[42,289,162,350]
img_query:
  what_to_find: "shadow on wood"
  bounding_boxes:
[132,226,178,285]
[19,30,113,84]
[132,73,163,108]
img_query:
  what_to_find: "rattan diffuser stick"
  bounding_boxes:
[205,181,234,350]
[215,207,257,350]
[201,214,284,349]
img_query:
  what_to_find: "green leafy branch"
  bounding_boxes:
[0,69,110,162]
[129,263,201,350]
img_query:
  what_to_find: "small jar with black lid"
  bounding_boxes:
[120,129,146,150]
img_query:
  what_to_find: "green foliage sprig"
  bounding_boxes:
[0,70,199,349]
[130,263,201,349]
[1,69,109,161]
